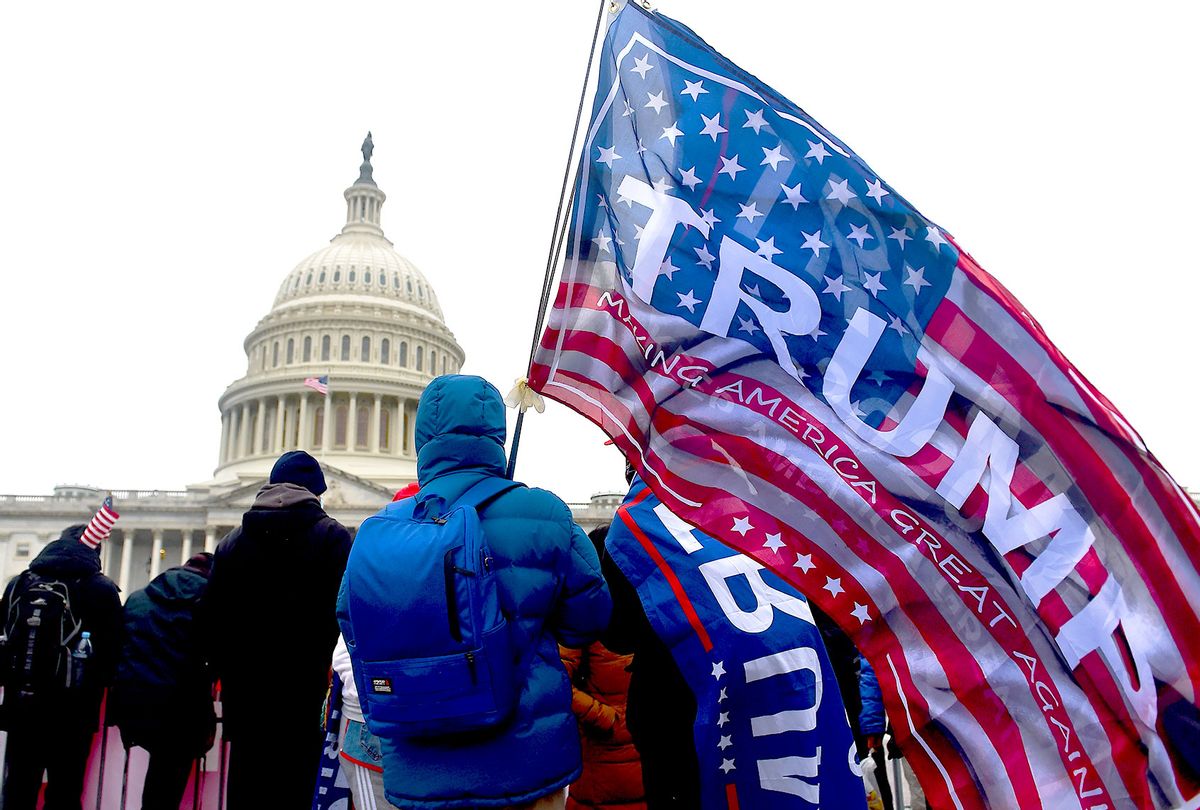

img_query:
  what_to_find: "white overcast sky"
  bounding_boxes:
[0,1,1196,502]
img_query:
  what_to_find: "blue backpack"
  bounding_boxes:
[339,478,522,739]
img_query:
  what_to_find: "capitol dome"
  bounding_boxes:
[213,134,464,491]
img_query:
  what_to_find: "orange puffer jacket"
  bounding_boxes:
[561,642,647,810]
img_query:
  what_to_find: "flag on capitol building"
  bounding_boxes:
[530,3,1200,808]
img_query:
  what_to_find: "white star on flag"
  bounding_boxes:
[695,244,715,269]
[597,145,620,167]
[712,660,726,679]
[805,140,831,163]
[754,237,781,260]
[592,233,612,253]
[760,144,789,170]
[699,112,727,141]
[826,178,857,205]
[644,90,668,113]
[658,259,679,280]
[717,712,730,728]
[904,265,931,294]
[865,177,890,203]
[852,602,873,624]
[801,230,829,256]
[736,202,763,222]
[736,315,759,335]
[731,516,753,536]
[717,155,745,179]
[863,272,887,297]
[794,552,815,572]
[719,759,736,774]
[888,226,912,248]
[743,108,768,134]
[926,225,949,249]
[718,735,733,750]
[846,223,873,247]
[622,99,635,117]
[651,177,672,194]
[660,122,683,146]
[680,79,707,101]
[630,54,654,78]
[676,290,702,313]
[822,275,850,300]
[888,314,909,335]
[763,532,785,553]
[679,166,701,189]
[700,208,720,228]
[718,688,728,703]
[780,182,808,209]
[824,576,845,598]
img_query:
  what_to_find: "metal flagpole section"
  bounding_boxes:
[507,0,614,480]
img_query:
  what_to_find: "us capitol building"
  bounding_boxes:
[0,136,621,596]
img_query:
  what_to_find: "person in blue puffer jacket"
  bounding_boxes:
[367,374,612,810]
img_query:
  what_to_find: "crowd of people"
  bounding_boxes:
[0,374,912,810]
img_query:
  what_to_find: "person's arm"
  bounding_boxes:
[560,644,619,737]
[858,656,886,747]
[89,581,124,687]
[550,523,612,649]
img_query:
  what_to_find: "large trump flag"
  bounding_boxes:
[530,3,1200,808]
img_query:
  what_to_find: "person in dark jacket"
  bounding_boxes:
[600,466,700,810]
[345,375,611,810]
[109,552,216,810]
[561,528,646,810]
[0,525,123,810]
[202,450,352,810]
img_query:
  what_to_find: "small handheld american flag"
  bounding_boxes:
[80,495,119,549]
[304,375,329,395]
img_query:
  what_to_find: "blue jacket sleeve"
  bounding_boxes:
[551,523,613,649]
[858,656,886,736]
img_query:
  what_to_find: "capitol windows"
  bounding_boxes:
[407,278,413,295]
[380,407,391,451]
[349,269,357,283]
[356,407,370,449]
[273,342,280,367]
[365,271,372,285]
[418,283,425,299]
[313,407,324,447]
[416,346,424,372]
[335,405,348,448]
[430,350,437,374]
[341,335,351,362]
[381,339,390,364]
[380,273,386,287]
[306,273,313,286]
[318,270,326,284]
[15,541,30,559]
[393,274,400,290]
[361,336,371,361]
[321,335,331,361]
[399,341,408,367]
[443,356,448,375]
[286,338,295,364]
[333,269,341,283]
[303,336,312,362]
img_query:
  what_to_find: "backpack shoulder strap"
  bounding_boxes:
[453,477,522,514]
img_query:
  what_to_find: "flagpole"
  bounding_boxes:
[507,0,612,480]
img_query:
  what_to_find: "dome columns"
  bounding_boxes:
[216,389,422,469]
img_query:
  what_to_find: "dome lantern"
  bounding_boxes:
[341,132,387,239]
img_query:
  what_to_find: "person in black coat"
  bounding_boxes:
[599,464,701,810]
[0,525,123,810]
[109,552,216,810]
[201,451,352,810]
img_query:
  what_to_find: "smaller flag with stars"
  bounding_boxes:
[606,478,864,810]
[304,375,330,395]
[80,495,118,549]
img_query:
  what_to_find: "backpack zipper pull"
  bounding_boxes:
[465,651,477,682]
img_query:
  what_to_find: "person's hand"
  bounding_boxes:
[865,734,882,751]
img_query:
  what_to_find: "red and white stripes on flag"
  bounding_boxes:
[531,7,1200,807]
[80,495,118,549]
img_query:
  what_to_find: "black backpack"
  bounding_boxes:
[2,573,82,699]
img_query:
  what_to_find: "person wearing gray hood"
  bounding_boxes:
[202,450,352,809]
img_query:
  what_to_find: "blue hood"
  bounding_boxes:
[415,375,507,484]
